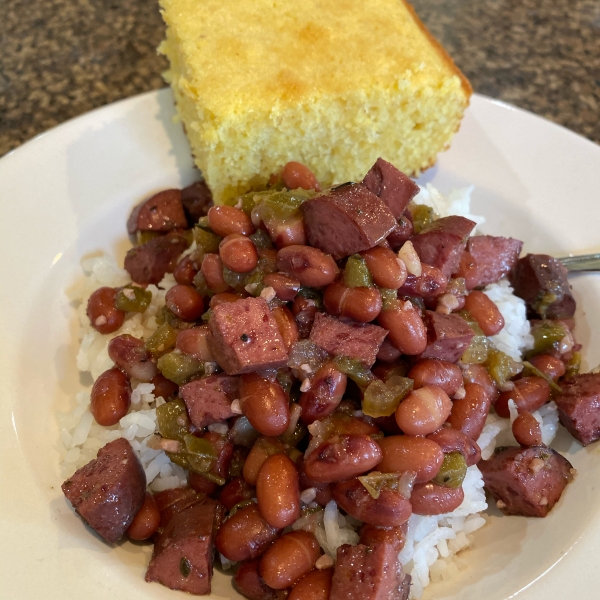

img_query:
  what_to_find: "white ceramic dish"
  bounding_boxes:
[1,89,600,600]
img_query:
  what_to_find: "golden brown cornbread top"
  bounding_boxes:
[160,0,470,116]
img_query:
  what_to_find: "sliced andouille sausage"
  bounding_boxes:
[361,158,420,219]
[511,254,576,319]
[330,542,410,600]
[208,297,289,375]
[479,445,575,517]
[145,500,224,594]
[180,374,239,429]
[309,312,388,368]
[124,231,189,285]
[410,216,476,278]
[153,487,208,532]
[464,235,523,288]
[127,189,188,235]
[554,373,600,446]
[181,180,213,225]
[61,438,146,544]
[420,311,475,363]
[300,183,397,260]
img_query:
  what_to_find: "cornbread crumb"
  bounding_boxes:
[159,0,471,202]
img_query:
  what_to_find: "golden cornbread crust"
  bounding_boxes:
[159,0,471,202]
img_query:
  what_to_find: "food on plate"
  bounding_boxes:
[61,157,593,599]
[158,0,471,202]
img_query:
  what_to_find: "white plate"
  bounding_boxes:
[1,89,600,600]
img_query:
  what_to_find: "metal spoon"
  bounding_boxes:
[557,253,600,272]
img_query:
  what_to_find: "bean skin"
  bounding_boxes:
[527,354,566,380]
[90,367,131,426]
[323,280,382,323]
[257,454,301,529]
[461,364,499,404]
[289,568,333,600]
[495,376,551,418]
[87,287,125,334]
[208,205,255,237]
[377,301,427,355]
[240,374,290,437]
[201,253,229,293]
[243,438,286,485]
[409,359,463,396]
[272,306,300,351]
[219,476,256,511]
[360,246,407,289]
[173,255,199,286]
[303,434,382,484]
[165,284,205,321]
[512,412,543,446]
[333,478,412,527]
[175,326,215,362]
[263,272,301,301]
[259,530,321,589]
[220,233,259,273]
[127,492,160,540]
[215,504,280,562]
[427,428,481,467]
[276,245,339,288]
[410,482,465,515]
[299,361,347,424]
[233,559,286,600]
[464,291,505,336]
[281,161,321,192]
[108,334,157,382]
[377,436,444,484]
[447,383,492,440]
[359,523,407,553]
[395,385,453,436]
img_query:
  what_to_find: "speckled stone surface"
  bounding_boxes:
[1,0,599,157]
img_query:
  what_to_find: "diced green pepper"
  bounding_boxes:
[157,350,204,385]
[527,320,569,358]
[334,355,375,389]
[135,231,161,246]
[362,377,413,418]
[358,471,401,499]
[408,202,437,233]
[192,271,212,298]
[433,451,467,488]
[156,399,189,441]
[193,227,222,254]
[222,267,246,291]
[460,311,489,364]
[260,189,315,223]
[279,420,308,447]
[344,254,373,288]
[201,308,213,323]
[484,347,522,389]
[379,288,399,310]
[565,351,581,379]
[145,322,179,355]
[249,229,274,249]
[114,285,152,313]
[183,434,218,459]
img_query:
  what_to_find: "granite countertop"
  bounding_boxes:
[1,0,599,157]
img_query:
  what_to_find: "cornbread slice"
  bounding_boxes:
[159,0,471,202]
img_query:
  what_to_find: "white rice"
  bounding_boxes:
[58,184,539,599]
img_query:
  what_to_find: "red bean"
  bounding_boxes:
[209,292,244,307]
[281,161,321,192]
[292,295,318,338]
[464,291,505,336]
[263,272,301,301]
[395,385,453,436]
[240,374,290,437]
[87,287,125,334]
[233,559,286,600]
[304,435,382,483]
[410,482,465,515]
[409,359,463,396]
[427,428,481,466]
[201,253,229,293]
[289,568,333,600]
[216,504,280,562]
[398,264,448,299]
[208,205,255,237]
[447,382,492,440]
[257,454,301,528]
[376,339,402,362]
[150,373,179,400]
[219,476,256,511]
[461,364,499,403]
[333,479,412,527]
[259,530,321,589]
[527,354,566,381]
[360,246,407,289]
[495,376,551,418]
[108,334,157,382]
[456,251,480,290]
[298,462,334,507]
[323,280,382,323]
[276,245,339,288]
[377,301,427,355]
[299,361,347,424]
[243,438,286,485]
[165,284,205,321]
[324,413,381,438]
[359,523,407,553]
[512,412,543,446]
[220,233,259,273]
[377,436,444,484]
[127,492,160,540]
[268,216,308,248]
[173,255,199,286]
[175,326,215,362]
[90,367,131,426]
[272,306,299,351]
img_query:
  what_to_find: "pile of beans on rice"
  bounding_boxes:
[59,160,566,599]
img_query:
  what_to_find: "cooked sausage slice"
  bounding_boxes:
[464,235,523,288]
[153,487,208,533]
[420,311,475,363]
[180,374,239,429]
[127,189,188,235]
[301,183,397,260]
[61,438,146,543]
[181,180,213,225]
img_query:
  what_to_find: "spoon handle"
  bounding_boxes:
[557,253,600,272]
